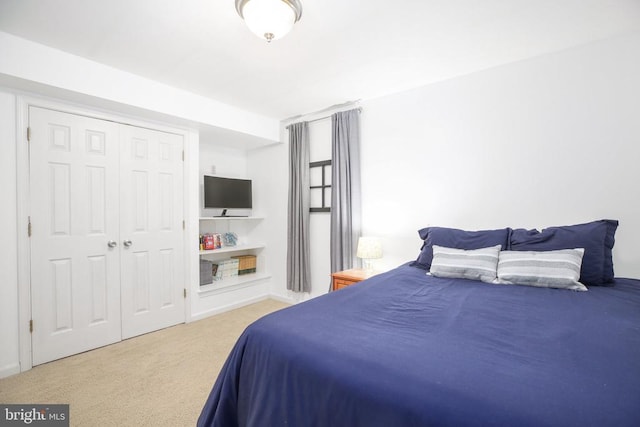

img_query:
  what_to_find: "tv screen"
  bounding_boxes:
[204,176,252,209]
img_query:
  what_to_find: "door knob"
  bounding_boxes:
[123,240,133,247]
[107,240,117,248]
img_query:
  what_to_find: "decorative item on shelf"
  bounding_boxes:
[203,233,215,250]
[200,259,213,286]
[356,236,383,273]
[202,233,223,250]
[223,232,238,247]
[232,255,257,275]
[235,0,303,43]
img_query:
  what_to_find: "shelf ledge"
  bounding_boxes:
[199,216,264,221]
[198,272,271,296]
[199,243,265,255]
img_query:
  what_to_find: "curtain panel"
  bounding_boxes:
[286,121,311,293]
[330,109,362,284]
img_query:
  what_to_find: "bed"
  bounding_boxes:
[198,222,640,427]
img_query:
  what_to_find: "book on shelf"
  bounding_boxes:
[210,258,240,281]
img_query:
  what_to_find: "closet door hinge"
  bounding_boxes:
[182,150,184,161]
[28,216,32,237]
[182,220,185,230]
[183,288,187,299]
[27,127,31,142]
[29,319,33,333]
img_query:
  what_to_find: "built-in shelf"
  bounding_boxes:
[199,216,264,221]
[198,272,271,295]
[198,215,267,296]
[199,243,265,255]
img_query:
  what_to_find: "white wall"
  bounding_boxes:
[262,31,640,299]
[248,142,288,302]
[360,32,640,278]
[308,119,332,298]
[0,31,279,143]
[0,90,19,377]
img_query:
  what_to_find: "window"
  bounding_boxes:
[310,160,331,212]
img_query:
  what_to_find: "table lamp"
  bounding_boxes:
[356,237,382,273]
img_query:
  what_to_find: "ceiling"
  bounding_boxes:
[1,0,639,120]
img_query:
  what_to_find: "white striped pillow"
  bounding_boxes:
[496,248,587,291]
[429,245,501,283]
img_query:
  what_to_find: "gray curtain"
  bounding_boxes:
[330,109,362,282]
[286,121,311,293]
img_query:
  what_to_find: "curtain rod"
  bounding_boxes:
[283,100,362,125]
[306,106,362,124]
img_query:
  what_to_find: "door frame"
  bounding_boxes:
[16,94,195,372]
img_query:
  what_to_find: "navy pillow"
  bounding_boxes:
[413,227,511,270]
[509,220,618,286]
[602,221,618,283]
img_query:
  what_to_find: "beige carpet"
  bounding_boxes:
[0,299,289,426]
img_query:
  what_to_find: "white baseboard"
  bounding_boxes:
[189,293,270,322]
[0,362,21,379]
[269,293,296,304]
[189,292,297,323]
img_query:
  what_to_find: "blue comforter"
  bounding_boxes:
[198,264,640,426]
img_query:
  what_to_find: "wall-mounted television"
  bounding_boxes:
[204,176,252,212]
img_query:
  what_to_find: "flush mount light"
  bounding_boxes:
[235,0,303,42]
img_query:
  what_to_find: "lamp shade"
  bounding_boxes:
[356,237,382,260]
[236,0,303,42]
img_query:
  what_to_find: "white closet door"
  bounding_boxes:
[119,125,185,339]
[29,107,122,365]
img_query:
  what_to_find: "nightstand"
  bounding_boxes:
[331,268,378,291]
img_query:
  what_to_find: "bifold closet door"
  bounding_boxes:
[119,125,185,339]
[29,107,122,366]
[29,107,186,365]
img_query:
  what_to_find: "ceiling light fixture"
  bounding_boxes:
[235,0,303,43]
